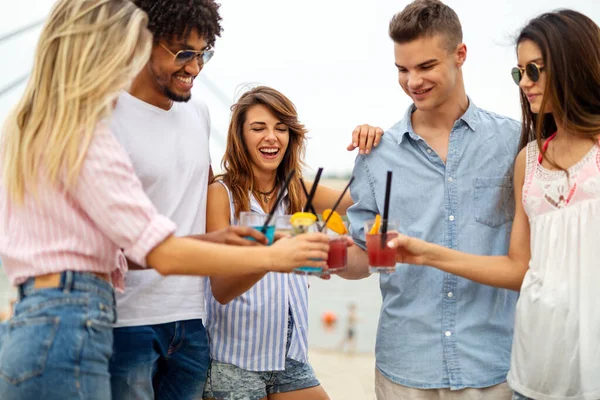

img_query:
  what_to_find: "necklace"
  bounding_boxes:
[255,184,278,203]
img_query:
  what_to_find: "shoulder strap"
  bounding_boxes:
[538,132,557,163]
[216,180,236,225]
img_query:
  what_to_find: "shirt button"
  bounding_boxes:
[445,331,452,337]
[447,292,453,298]
[448,177,453,182]
[427,149,432,154]
[449,215,455,221]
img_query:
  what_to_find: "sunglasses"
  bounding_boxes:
[511,62,544,85]
[159,42,214,66]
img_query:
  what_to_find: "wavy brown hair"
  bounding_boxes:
[216,86,308,219]
[516,10,600,160]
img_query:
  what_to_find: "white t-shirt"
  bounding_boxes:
[110,92,211,327]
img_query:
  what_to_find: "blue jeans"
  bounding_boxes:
[0,271,116,400]
[109,319,209,400]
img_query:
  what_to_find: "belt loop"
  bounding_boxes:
[18,284,25,301]
[62,270,74,293]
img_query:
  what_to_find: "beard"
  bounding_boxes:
[163,85,192,103]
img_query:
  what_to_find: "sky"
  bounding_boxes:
[1,0,600,177]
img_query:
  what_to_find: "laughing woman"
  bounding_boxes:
[204,86,370,400]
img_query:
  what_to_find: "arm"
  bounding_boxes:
[337,156,376,280]
[307,182,353,215]
[338,244,370,280]
[206,182,268,304]
[74,124,329,278]
[388,148,531,291]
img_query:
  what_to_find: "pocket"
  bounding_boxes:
[0,316,60,385]
[472,176,515,228]
[84,318,114,369]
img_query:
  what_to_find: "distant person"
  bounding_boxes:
[387,9,600,400]
[0,1,329,398]
[342,0,520,398]
[337,303,358,353]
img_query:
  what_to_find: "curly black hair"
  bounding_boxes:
[133,0,223,47]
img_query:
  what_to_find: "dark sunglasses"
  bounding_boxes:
[159,42,214,66]
[511,62,544,85]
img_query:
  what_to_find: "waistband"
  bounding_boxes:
[18,270,114,303]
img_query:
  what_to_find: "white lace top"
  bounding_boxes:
[507,137,600,400]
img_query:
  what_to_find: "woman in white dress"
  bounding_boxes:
[386,9,600,400]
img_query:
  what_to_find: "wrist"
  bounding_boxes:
[261,246,277,273]
[421,241,441,266]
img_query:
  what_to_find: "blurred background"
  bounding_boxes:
[2,0,600,397]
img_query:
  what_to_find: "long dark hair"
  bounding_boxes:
[216,86,308,219]
[516,10,600,159]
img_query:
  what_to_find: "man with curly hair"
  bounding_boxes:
[107,1,267,399]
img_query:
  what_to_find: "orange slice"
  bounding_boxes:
[369,214,381,234]
[322,209,347,234]
[290,212,317,228]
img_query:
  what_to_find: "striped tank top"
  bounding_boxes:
[204,181,310,371]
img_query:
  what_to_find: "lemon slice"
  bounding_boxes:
[290,212,317,228]
[369,214,381,234]
[322,209,347,234]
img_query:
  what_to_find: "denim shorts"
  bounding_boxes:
[204,357,320,400]
[0,271,116,400]
[204,313,319,400]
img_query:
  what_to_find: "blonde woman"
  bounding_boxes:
[0,1,328,399]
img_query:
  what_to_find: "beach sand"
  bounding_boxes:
[309,349,376,400]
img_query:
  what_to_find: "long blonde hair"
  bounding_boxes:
[1,0,152,203]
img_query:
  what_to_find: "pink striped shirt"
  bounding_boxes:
[0,122,176,291]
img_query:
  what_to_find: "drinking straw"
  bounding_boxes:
[299,178,322,230]
[381,170,392,247]
[261,170,295,233]
[299,179,319,216]
[302,167,323,213]
[319,176,354,232]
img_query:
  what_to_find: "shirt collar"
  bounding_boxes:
[393,97,479,144]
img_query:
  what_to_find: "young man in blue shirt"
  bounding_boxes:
[344,1,519,399]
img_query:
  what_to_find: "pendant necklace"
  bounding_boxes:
[256,184,278,203]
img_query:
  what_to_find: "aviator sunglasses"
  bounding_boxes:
[159,42,214,66]
[511,62,544,85]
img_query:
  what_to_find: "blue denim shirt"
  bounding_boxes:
[348,100,520,390]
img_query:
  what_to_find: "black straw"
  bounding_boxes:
[299,179,319,217]
[381,171,392,247]
[261,170,295,233]
[299,179,322,230]
[303,167,323,213]
[319,176,354,232]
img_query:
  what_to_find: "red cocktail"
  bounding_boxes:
[366,233,398,273]
[365,218,399,273]
[327,236,347,273]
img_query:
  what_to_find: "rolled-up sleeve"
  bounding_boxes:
[347,155,379,250]
[71,123,176,267]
